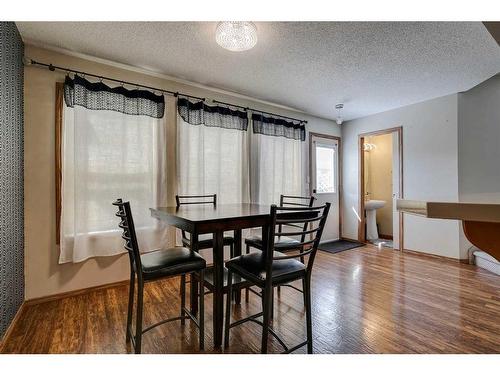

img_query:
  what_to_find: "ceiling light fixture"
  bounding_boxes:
[215,22,258,52]
[335,103,344,125]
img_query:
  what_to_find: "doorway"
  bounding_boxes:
[309,132,341,242]
[358,127,403,250]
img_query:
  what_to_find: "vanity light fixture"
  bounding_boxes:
[364,143,377,151]
[215,22,258,52]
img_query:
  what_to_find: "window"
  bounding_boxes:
[315,144,336,194]
[251,132,303,205]
[177,103,305,207]
[56,78,169,263]
[177,99,250,204]
[251,113,305,205]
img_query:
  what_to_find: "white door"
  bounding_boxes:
[310,135,340,242]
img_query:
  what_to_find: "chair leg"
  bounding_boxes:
[135,279,144,354]
[302,278,307,306]
[261,283,273,354]
[126,270,135,342]
[245,245,250,302]
[190,272,199,315]
[199,269,205,350]
[180,274,186,325]
[180,241,188,296]
[230,243,234,258]
[271,288,274,321]
[234,287,241,305]
[224,270,233,349]
[304,276,313,354]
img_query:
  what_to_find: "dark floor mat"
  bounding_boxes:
[319,239,365,254]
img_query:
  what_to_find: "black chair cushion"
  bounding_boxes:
[182,235,234,250]
[141,247,206,280]
[198,266,252,291]
[225,251,306,286]
[245,235,300,251]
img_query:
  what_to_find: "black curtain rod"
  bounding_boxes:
[28,59,206,102]
[212,99,307,124]
[28,59,307,124]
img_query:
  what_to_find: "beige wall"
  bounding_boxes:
[364,134,393,236]
[24,45,340,300]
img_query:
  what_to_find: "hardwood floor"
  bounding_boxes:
[2,246,499,354]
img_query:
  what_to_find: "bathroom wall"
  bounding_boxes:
[365,134,393,237]
[0,22,24,340]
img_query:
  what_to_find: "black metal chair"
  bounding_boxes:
[224,202,331,354]
[175,194,238,304]
[244,195,315,301]
[176,194,235,258]
[113,199,206,354]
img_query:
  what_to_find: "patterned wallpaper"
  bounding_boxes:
[0,22,24,340]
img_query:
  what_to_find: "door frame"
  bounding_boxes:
[308,132,343,239]
[358,126,404,250]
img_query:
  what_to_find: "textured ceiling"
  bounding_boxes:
[17,22,500,121]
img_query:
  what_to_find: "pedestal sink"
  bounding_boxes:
[365,200,386,240]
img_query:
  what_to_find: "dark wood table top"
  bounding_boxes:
[151,203,271,222]
[150,203,271,233]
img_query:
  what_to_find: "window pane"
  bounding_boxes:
[316,145,335,193]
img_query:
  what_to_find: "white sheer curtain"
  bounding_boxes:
[59,78,168,263]
[251,132,303,205]
[250,113,304,205]
[177,102,250,204]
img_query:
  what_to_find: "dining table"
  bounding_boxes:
[150,203,272,347]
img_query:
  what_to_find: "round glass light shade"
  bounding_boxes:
[215,22,258,52]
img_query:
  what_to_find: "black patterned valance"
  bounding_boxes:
[64,75,165,118]
[177,98,248,131]
[252,113,306,141]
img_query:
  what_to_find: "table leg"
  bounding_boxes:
[233,229,242,304]
[212,230,224,347]
[190,232,199,315]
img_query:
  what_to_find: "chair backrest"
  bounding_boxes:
[175,194,217,240]
[264,202,331,278]
[113,198,142,275]
[279,195,315,208]
[176,194,217,207]
[278,195,316,240]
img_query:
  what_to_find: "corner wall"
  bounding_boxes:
[0,22,24,340]
[458,75,500,258]
[342,94,461,258]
